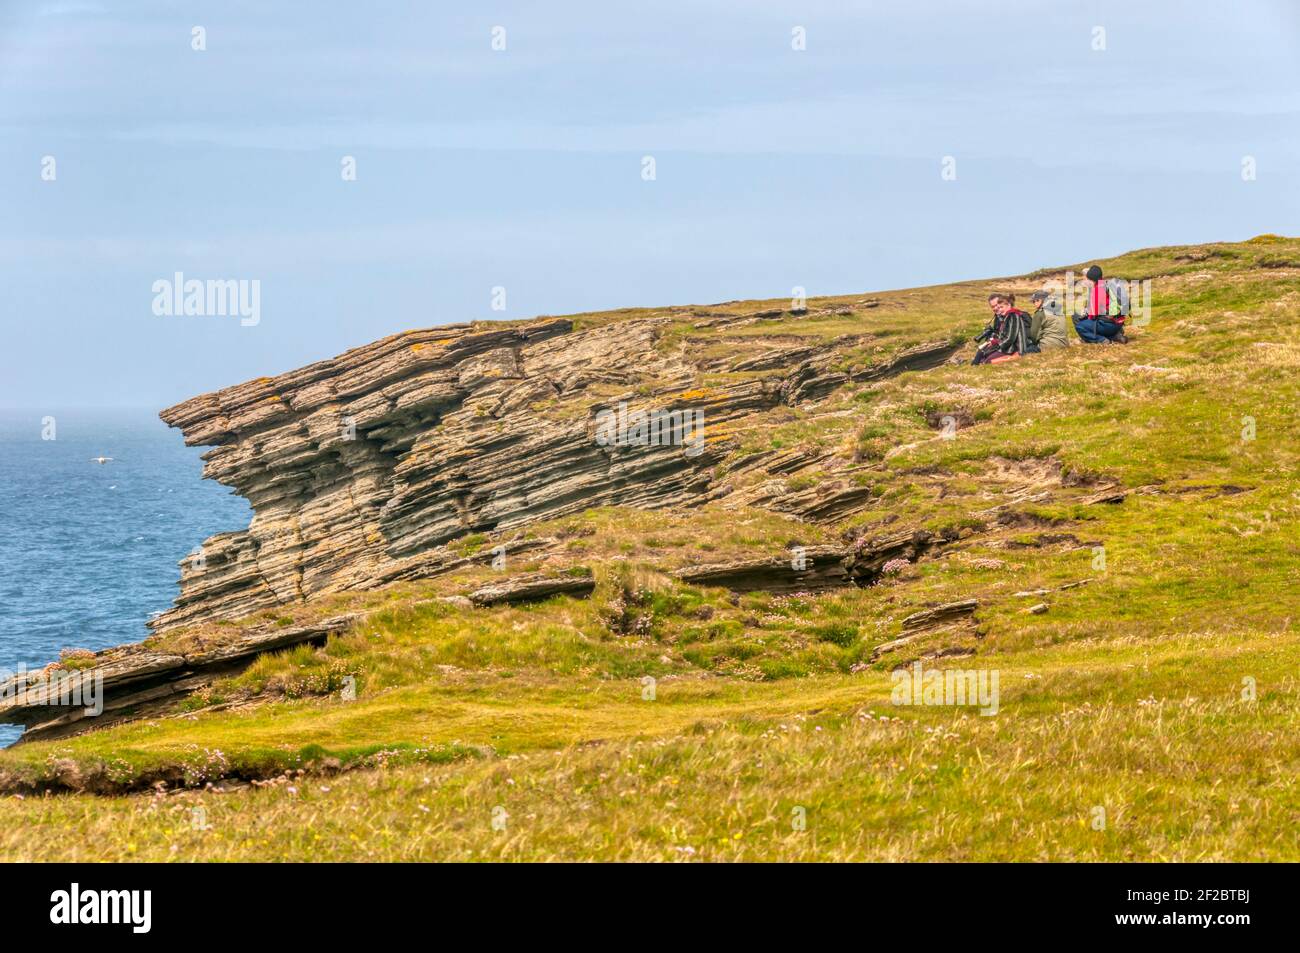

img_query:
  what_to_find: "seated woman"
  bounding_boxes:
[973,293,1034,365]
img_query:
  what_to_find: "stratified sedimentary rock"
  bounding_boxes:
[671,531,944,594]
[673,545,852,593]
[154,307,961,632]
[900,599,979,631]
[0,615,358,742]
[468,572,596,606]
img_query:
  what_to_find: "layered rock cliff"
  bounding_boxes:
[154,307,961,632]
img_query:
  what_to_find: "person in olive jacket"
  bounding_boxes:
[1028,289,1071,350]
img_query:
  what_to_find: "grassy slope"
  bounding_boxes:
[3,235,1299,860]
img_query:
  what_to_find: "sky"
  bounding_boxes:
[1,0,1298,408]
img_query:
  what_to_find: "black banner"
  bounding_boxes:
[0,862,1274,939]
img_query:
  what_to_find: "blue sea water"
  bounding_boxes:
[0,408,251,745]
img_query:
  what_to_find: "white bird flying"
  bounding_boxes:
[90,455,114,464]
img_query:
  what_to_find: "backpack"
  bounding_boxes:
[1105,279,1130,318]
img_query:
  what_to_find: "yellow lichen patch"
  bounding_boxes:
[678,387,715,401]
[409,339,448,352]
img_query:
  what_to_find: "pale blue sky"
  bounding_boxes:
[2,0,1298,407]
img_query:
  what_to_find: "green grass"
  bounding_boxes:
[4,629,1296,860]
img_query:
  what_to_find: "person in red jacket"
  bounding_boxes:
[1072,265,1128,344]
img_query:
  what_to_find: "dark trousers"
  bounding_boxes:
[1073,316,1124,344]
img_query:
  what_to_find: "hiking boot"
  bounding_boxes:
[1115,331,1129,344]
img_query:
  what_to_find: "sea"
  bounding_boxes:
[0,408,251,745]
